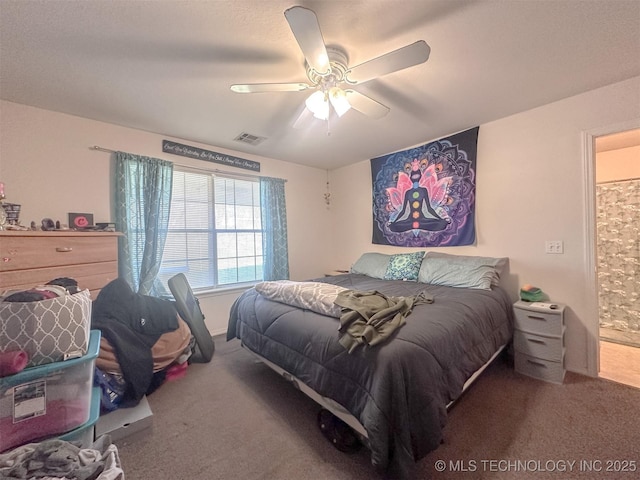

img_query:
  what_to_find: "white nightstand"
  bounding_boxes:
[513,300,566,384]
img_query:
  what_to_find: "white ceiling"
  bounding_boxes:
[1,0,639,170]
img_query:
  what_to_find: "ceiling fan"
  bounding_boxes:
[230,6,431,123]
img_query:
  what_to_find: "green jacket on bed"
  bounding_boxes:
[334,289,433,353]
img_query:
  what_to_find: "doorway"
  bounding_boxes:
[594,128,640,388]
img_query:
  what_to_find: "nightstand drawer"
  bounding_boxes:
[513,308,563,336]
[515,353,565,384]
[514,330,564,362]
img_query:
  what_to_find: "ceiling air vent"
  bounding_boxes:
[233,132,266,146]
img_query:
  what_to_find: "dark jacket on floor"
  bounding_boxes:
[92,278,178,406]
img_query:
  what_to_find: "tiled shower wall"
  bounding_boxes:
[596,179,640,333]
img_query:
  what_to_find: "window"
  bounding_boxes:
[158,168,263,291]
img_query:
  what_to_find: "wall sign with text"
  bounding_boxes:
[162,140,260,172]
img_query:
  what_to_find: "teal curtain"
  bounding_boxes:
[260,176,289,280]
[115,151,173,295]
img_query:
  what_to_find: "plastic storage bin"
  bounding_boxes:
[0,330,100,453]
[58,386,101,448]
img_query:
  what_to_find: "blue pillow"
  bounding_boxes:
[384,252,425,281]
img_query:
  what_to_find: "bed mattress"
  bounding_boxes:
[227,273,513,475]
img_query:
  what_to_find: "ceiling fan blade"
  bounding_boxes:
[284,6,330,76]
[345,90,390,119]
[345,40,431,84]
[230,82,311,93]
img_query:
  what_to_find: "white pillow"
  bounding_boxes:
[255,281,347,317]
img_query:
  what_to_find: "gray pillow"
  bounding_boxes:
[350,253,391,279]
[418,252,508,289]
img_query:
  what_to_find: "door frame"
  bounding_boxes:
[582,118,640,377]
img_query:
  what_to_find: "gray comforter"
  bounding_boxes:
[227,274,513,476]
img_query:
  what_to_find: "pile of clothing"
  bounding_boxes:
[0,437,123,480]
[2,277,80,303]
[1,276,194,411]
[91,278,193,410]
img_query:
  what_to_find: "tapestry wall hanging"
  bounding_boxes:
[371,126,479,247]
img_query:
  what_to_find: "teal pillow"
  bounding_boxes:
[384,252,425,281]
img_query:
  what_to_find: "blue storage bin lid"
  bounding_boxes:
[0,330,101,389]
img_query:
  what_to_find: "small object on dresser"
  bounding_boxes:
[96,222,116,231]
[2,203,21,226]
[41,218,55,231]
[68,212,94,229]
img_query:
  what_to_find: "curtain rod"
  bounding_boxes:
[89,145,285,181]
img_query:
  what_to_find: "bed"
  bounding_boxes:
[226,252,514,477]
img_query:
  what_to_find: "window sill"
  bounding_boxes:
[193,282,258,298]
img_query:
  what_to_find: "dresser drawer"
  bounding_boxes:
[1,234,117,272]
[515,352,565,384]
[514,330,564,362]
[0,261,118,298]
[513,308,563,336]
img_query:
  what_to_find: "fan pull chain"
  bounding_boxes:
[323,87,331,136]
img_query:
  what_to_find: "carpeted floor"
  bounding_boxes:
[115,336,639,480]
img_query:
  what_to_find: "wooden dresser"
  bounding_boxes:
[0,231,120,299]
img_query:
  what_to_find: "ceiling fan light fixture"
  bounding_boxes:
[329,87,351,117]
[305,90,329,119]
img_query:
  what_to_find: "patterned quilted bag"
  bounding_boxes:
[0,289,91,367]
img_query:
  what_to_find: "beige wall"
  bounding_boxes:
[0,100,334,335]
[329,76,640,376]
[596,144,640,183]
[2,76,639,369]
